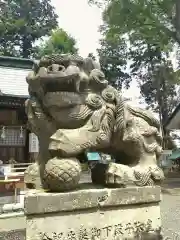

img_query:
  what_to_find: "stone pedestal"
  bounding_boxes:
[25,185,162,240]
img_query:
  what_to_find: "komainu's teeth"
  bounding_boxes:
[26,71,35,83]
[38,67,47,77]
[76,81,80,92]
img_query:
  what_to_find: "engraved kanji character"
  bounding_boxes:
[67,230,77,240]
[79,226,89,240]
[125,223,134,234]
[134,221,146,233]
[102,226,112,238]
[52,232,64,240]
[91,227,101,239]
[146,219,153,232]
[39,232,53,240]
[114,224,123,237]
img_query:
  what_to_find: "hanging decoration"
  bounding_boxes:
[1,126,6,139]
[19,126,24,139]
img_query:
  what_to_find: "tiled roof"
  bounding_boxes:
[0,66,30,96]
[0,56,34,69]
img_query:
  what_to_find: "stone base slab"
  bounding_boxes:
[25,185,162,240]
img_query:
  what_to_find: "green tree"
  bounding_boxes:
[140,60,178,122]
[0,0,58,58]
[35,28,78,58]
[89,0,180,46]
[98,38,131,89]
[138,49,180,148]
[88,0,180,89]
[88,0,180,148]
[88,0,180,112]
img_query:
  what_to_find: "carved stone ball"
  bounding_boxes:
[24,162,41,189]
[43,157,82,192]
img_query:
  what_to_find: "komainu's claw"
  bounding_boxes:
[133,165,165,186]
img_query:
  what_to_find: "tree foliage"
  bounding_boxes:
[98,37,131,89]
[34,28,78,58]
[88,0,180,89]
[89,0,180,116]
[88,0,180,148]
[89,0,180,46]
[139,55,179,122]
[0,0,58,58]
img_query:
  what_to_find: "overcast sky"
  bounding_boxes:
[51,0,103,58]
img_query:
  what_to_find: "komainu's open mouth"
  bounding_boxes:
[27,62,89,94]
[43,73,80,93]
[43,91,85,108]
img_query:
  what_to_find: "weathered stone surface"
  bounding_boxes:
[24,186,161,215]
[25,186,162,240]
[25,53,164,192]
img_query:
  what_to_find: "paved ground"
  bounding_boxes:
[0,229,25,240]
[161,194,180,239]
[161,177,180,239]
[1,173,180,239]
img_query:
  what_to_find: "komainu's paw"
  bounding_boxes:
[49,129,82,156]
[133,165,165,186]
[105,163,135,187]
[105,163,164,187]
[92,163,164,187]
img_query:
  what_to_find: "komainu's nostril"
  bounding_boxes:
[48,64,65,72]
[58,65,65,71]
[48,65,53,71]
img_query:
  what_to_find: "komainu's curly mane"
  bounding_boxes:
[115,100,162,157]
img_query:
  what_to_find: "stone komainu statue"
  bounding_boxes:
[25,54,164,191]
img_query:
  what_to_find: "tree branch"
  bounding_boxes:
[174,0,180,44]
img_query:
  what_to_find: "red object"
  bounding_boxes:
[0,182,15,193]
[0,174,24,193]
